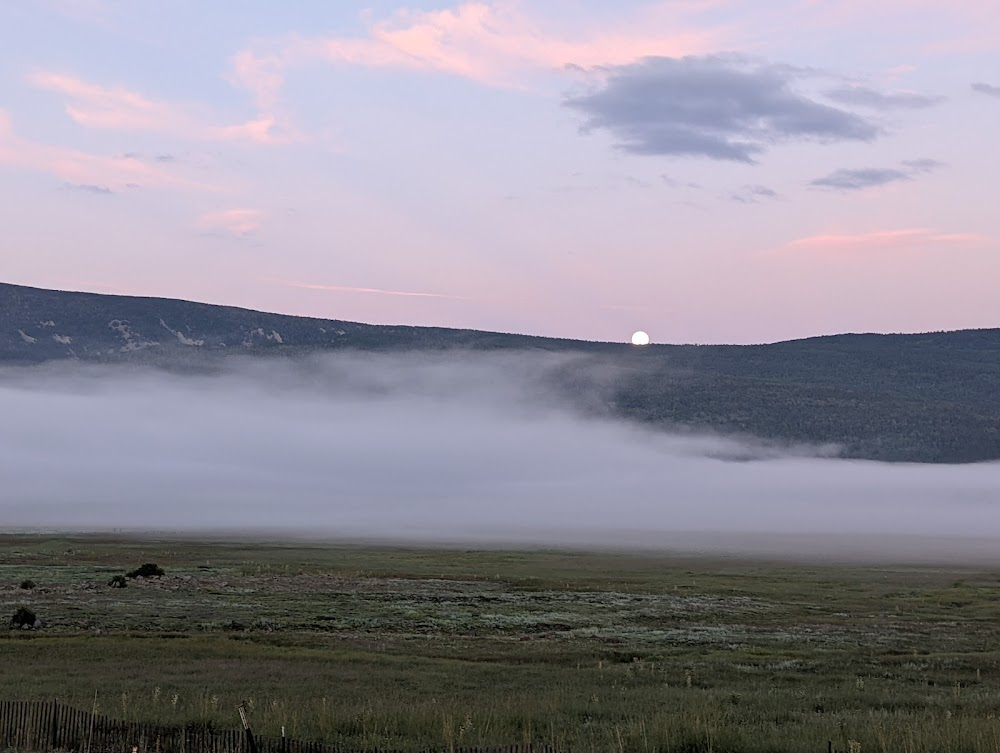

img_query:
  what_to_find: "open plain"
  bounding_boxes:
[4,535,1000,752]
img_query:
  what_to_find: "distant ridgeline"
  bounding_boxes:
[2,281,999,464]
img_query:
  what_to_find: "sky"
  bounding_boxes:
[2,0,999,344]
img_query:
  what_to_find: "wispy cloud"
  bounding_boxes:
[810,167,910,191]
[729,184,779,203]
[0,109,212,190]
[824,85,944,109]
[901,158,945,173]
[198,208,264,236]
[972,82,1000,97]
[661,175,702,190]
[30,71,176,130]
[28,71,300,144]
[283,280,470,300]
[564,55,879,162]
[229,1,724,104]
[810,159,943,191]
[63,182,113,194]
[777,228,993,258]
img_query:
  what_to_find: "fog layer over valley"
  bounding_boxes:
[2,354,998,558]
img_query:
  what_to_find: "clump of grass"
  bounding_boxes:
[126,563,165,579]
[108,575,128,588]
[10,606,37,629]
[19,579,36,590]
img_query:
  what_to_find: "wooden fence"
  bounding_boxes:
[0,701,558,753]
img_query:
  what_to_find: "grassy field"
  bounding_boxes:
[4,534,1000,752]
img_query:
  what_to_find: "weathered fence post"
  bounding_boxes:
[50,701,60,751]
[238,703,259,753]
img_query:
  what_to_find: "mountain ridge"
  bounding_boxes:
[0,281,614,361]
[4,280,996,350]
[2,281,999,463]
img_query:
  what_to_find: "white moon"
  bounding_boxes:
[631,330,650,346]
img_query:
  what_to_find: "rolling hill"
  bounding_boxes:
[2,281,998,463]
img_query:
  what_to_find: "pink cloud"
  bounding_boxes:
[773,228,994,259]
[199,209,265,236]
[211,115,293,144]
[230,1,725,98]
[0,109,213,190]
[30,72,177,130]
[29,71,300,145]
[230,50,288,112]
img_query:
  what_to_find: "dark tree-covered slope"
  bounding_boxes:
[2,281,998,463]
[0,281,585,359]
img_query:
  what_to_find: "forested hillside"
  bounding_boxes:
[2,282,998,463]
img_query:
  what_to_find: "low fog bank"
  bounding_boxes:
[2,353,998,560]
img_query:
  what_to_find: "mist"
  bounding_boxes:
[2,353,999,560]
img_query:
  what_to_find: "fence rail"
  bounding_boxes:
[0,701,557,753]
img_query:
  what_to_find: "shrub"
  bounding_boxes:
[19,579,36,590]
[11,607,36,629]
[126,563,165,579]
[108,575,128,588]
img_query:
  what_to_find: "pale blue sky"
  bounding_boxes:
[2,0,998,343]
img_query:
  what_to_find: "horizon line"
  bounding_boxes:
[1,278,995,348]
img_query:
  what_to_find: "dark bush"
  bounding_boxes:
[11,607,36,629]
[108,575,128,588]
[19,579,36,590]
[126,563,165,579]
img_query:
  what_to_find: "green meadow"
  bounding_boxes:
[4,534,1000,752]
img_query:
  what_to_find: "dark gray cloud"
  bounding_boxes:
[825,85,944,109]
[63,183,113,195]
[1,355,999,558]
[730,184,779,203]
[564,55,879,163]
[972,82,1000,98]
[811,159,943,191]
